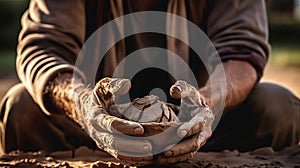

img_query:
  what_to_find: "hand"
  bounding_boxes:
[75,77,153,166]
[157,80,214,164]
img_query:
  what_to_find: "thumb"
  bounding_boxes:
[169,80,190,99]
[94,78,131,109]
[95,77,131,97]
[110,78,131,96]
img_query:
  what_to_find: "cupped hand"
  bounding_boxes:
[157,80,214,164]
[76,77,154,166]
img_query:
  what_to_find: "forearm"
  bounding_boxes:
[199,60,257,113]
[44,72,92,125]
[16,0,85,114]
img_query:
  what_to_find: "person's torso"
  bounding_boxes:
[84,0,210,103]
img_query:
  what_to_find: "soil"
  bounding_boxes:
[0,146,299,167]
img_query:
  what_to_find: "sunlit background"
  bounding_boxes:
[0,0,299,99]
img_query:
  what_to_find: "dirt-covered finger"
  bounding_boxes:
[170,84,188,99]
[177,114,204,138]
[110,78,131,96]
[113,136,152,154]
[158,151,196,164]
[94,132,152,154]
[94,78,131,107]
[163,134,200,158]
[118,153,153,163]
[95,113,144,136]
[170,80,201,102]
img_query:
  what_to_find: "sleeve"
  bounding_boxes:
[207,0,270,79]
[16,0,86,115]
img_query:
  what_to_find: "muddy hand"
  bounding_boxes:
[80,77,153,165]
[86,115,153,166]
[157,80,214,164]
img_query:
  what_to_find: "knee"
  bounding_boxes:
[0,84,38,124]
[246,82,297,119]
[245,82,300,149]
[0,84,44,152]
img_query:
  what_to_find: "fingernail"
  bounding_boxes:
[143,145,151,153]
[165,150,173,157]
[176,86,182,92]
[133,127,143,135]
[179,130,188,138]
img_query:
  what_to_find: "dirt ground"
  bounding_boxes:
[0,64,299,167]
[0,145,299,167]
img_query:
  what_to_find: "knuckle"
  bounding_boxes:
[192,142,200,151]
[110,120,119,132]
[179,146,185,155]
[173,145,184,156]
[192,124,199,133]
[187,152,194,159]
[183,122,194,131]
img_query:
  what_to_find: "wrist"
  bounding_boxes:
[199,85,223,116]
[199,86,213,108]
[44,72,90,124]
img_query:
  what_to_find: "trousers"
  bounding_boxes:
[0,82,299,154]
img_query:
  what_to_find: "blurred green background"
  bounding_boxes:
[0,0,299,97]
[0,0,28,76]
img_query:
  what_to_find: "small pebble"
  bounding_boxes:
[251,147,275,156]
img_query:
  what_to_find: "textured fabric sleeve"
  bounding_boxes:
[207,0,270,79]
[16,0,86,115]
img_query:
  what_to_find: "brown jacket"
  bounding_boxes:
[17,0,269,115]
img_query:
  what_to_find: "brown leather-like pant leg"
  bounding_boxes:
[201,82,300,152]
[0,84,97,154]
